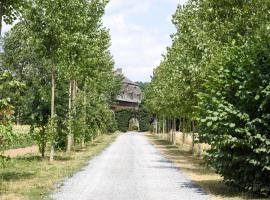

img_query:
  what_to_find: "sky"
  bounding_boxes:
[103,0,187,82]
[2,0,188,82]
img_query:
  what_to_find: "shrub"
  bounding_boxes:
[198,38,270,196]
[115,107,152,132]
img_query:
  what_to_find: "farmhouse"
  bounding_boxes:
[113,68,142,111]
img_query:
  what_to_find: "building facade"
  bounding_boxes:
[113,69,142,111]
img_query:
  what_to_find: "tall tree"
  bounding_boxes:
[145,0,270,195]
[0,0,25,35]
[22,0,67,161]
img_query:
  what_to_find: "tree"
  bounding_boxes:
[0,0,26,35]
[145,0,270,195]
[0,71,23,163]
[1,0,121,162]
[22,0,69,161]
[2,22,67,157]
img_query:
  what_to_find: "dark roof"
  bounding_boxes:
[123,77,138,86]
[116,78,142,104]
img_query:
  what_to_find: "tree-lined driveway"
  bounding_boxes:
[52,132,209,200]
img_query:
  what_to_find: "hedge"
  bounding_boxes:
[115,106,152,132]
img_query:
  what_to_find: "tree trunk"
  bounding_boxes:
[157,116,161,134]
[166,118,169,141]
[192,120,195,155]
[91,136,94,144]
[172,118,176,145]
[41,126,46,158]
[162,116,165,139]
[0,3,3,56]
[0,2,3,37]
[49,68,56,162]
[169,118,173,143]
[41,145,45,157]
[182,117,185,145]
[155,115,158,134]
[198,144,202,158]
[82,88,87,148]
[67,80,73,153]
[179,117,182,132]
[72,80,77,145]
[81,137,85,148]
[172,118,174,144]
[49,145,54,162]
[16,108,20,125]
[167,118,170,142]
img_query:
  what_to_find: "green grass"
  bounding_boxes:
[147,133,267,200]
[0,133,118,200]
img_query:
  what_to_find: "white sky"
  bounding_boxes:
[2,0,188,82]
[103,0,187,82]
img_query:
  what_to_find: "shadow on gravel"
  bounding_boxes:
[151,158,179,170]
[151,165,179,170]
[178,182,208,196]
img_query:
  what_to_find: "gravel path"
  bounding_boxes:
[52,132,209,200]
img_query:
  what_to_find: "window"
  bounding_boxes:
[129,92,133,99]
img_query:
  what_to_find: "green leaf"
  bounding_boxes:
[207,121,213,127]
[229,123,236,128]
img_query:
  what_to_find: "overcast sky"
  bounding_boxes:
[104,0,187,82]
[2,0,188,82]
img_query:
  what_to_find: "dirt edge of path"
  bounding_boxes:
[146,133,266,200]
[3,145,39,158]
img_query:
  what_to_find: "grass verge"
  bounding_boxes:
[0,133,118,200]
[147,133,267,200]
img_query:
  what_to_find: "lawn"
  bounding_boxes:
[0,133,118,200]
[147,133,267,200]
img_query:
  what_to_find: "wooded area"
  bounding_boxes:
[0,0,121,163]
[145,0,270,196]
[0,0,269,198]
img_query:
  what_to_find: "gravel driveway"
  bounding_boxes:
[52,132,209,200]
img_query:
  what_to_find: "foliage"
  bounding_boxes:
[115,107,152,132]
[0,98,13,165]
[198,35,270,196]
[115,109,133,132]
[1,0,120,159]
[3,126,34,151]
[137,105,152,132]
[136,82,149,94]
[0,0,27,35]
[145,0,270,196]
[0,71,23,164]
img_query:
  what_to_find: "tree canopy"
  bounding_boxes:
[145,0,270,196]
[1,0,121,161]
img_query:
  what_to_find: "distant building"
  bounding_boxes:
[113,68,142,111]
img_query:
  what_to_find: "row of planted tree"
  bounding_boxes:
[0,0,121,162]
[145,0,270,196]
[152,117,203,156]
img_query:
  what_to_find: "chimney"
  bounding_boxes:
[116,68,123,74]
